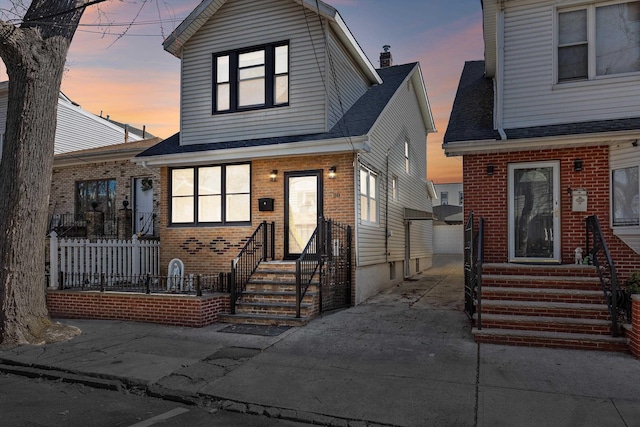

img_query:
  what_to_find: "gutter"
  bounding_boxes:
[444,129,640,156]
[134,135,370,167]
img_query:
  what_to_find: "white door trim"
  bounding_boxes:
[508,161,561,263]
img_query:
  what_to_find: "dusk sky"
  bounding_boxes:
[1,0,484,183]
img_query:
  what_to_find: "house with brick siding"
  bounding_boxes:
[49,137,162,240]
[135,0,436,319]
[443,0,640,351]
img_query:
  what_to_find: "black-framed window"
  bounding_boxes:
[76,179,116,219]
[170,164,251,226]
[213,42,289,113]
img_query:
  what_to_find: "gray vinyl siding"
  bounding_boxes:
[326,31,370,130]
[356,71,431,267]
[179,0,329,145]
[502,0,640,129]
[0,91,136,155]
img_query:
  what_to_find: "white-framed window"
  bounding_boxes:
[612,165,640,226]
[441,191,449,205]
[213,42,289,113]
[404,140,410,174]
[557,1,640,83]
[391,175,398,201]
[360,166,378,224]
[170,164,251,225]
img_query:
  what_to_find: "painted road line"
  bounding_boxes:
[128,407,190,427]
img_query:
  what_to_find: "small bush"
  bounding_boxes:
[625,272,640,294]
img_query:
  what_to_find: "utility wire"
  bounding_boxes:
[23,0,107,23]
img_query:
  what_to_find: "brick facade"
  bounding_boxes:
[50,159,161,236]
[463,146,640,279]
[47,290,230,327]
[630,295,640,358]
[159,153,356,276]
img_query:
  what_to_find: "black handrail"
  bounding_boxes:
[464,212,484,329]
[295,225,321,318]
[230,221,275,314]
[586,215,622,336]
[477,217,484,329]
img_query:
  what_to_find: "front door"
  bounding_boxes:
[508,161,560,262]
[134,177,154,236]
[285,171,323,259]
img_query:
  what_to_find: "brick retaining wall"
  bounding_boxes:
[47,290,230,327]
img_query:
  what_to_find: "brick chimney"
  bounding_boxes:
[380,45,392,68]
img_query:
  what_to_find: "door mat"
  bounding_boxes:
[219,324,291,336]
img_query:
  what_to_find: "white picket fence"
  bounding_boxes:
[49,231,160,289]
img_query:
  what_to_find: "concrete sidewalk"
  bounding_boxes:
[2,255,640,426]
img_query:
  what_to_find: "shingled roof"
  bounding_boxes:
[137,63,418,159]
[445,60,640,146]
[443,61,499,144]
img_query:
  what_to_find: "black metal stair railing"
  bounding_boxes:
[585,215,624,336]
[296,224,321,318]
[229,221,275,314]
[464,212,484,328]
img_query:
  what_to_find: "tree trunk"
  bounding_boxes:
[0,0,100,347]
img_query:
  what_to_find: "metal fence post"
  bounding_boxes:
[145,274,151,294]
[262,221,267,261]
[197,274,202,296]
[100,273,106,292]
[230,259,237,314]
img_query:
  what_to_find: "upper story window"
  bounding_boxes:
[404,140,410,174]
[360,166,378,224]
[391,175,399,201]
[441,192,449,205]
[612,166,639,226]
[170,164,251,226]
[213,42,289,113]
[558,2,640,82]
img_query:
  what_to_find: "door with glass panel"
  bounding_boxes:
[508,161,560,262]
[285,171,323,259]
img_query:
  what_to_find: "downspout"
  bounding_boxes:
[385,148,390,263]
[496,4,507,141]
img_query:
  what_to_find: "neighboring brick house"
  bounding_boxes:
[444,1,640,274]
[443,0,640,350]
[135,0,436,314]
[49,138,162,239]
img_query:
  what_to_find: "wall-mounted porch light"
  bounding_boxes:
[573,159,583,172]
[270,170,278,182]
[486,164,494,176]
[328,166,337,179]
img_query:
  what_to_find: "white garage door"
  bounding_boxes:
[433,224,463,254]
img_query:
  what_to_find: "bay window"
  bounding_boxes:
[171,164,251,225]
[213,42,289,113]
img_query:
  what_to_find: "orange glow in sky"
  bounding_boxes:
[1,0,484,185]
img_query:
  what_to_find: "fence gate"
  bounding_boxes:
[319,218,352,313]
[464,213,476,320]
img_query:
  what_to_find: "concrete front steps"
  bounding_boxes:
[219,261,319,327]
[472,263,629,352]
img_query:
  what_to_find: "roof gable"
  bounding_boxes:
[163,0,381,85]
[136,63,421,163]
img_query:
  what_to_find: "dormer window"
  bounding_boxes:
[558,2,640,82]
[213,42,289,113]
